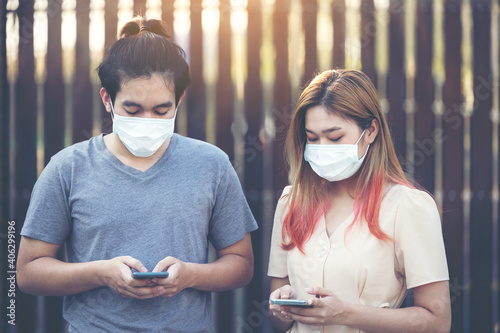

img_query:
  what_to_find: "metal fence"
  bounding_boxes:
[0,0,499,332]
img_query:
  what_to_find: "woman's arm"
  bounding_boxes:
[268,277,296,332]
[17,236,164,298]
[281,281,451,333]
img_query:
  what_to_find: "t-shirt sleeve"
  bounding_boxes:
[267,186,292,278]
[208,159,258,250]
[20,156,71,245]
[394,188,449,289]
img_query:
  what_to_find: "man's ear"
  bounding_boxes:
[100,88,112,113]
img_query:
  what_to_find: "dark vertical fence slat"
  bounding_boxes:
[414,0,435,192]
[387,0,406,163]
[244,0,264,330]
[0,0,8,332]
[14,1,37,332]
[44,1,64,164]
[187,0,206,140]
[161,0,174,37]
[216,0,234,161]
[443,0,464,332]
[44,2,65,331]
[302,0,317,83]
[104,0,118,52]
[214,2,234,332]
[102,0,118,134]
[332,0,345,68]
[73,1,93,144]
[133,0,147,16]
[273,0,291,203]
[497,16,500,330]
[470,1,493,332]
[360,0,376,85]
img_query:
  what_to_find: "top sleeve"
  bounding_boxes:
[20,156,71,245]
[208,159,258,250]
[394,188,449,289]
[267,186,292,278]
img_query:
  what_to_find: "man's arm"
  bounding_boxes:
[17,236,165,298]
[152,233,254,296]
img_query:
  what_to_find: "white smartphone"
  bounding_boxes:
[270,299,313,307]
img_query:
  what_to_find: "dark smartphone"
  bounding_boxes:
[132,272,169,279]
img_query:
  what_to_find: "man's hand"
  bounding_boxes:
[101,256,166,299]
[151,256,195,297]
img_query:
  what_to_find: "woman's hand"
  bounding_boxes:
[268,284,298,323]
[279,286,347,326]
[151,256,195,297]
[101,256,166,299]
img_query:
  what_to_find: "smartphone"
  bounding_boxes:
[270,299,313,307]
[132,272,169,279]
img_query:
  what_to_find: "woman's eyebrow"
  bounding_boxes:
[305,126,342,134]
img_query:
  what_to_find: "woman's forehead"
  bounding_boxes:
[305,106,354,127]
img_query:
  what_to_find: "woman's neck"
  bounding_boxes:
[327,176,358,199]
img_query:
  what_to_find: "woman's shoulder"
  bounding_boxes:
[280,185,293,198]
[383,183,440,223]
[384,184,435,206]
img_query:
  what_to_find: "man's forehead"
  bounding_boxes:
[119,75,175,100]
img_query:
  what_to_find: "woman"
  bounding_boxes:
[268,69,451,333]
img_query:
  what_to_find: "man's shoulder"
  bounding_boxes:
[48,136,100,168]
[175,135,229,161]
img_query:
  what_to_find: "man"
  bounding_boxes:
[17,18,258,332]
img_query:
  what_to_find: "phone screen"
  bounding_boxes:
[132,272,169,279]
[270,299,313,307]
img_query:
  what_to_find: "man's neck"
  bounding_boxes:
[103,133,171,172]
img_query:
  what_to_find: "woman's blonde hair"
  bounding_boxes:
[282,69,414,252]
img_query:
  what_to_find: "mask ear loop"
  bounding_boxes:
[355,129,367,145]
[355,129,370,160]
[109,100,115,121]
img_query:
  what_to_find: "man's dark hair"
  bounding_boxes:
[97,17,191,105]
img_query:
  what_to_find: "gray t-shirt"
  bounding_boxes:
[21,134,258,332]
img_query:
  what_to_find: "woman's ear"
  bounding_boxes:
[366,119,379,144]
[100,88,112,113]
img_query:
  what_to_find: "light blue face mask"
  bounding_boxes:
[304,130,369,182]
[110,101,176,157]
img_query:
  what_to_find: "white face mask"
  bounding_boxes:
[304,130,369,182]
[110,101,176,157]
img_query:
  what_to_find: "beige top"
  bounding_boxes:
[268,184,449,333]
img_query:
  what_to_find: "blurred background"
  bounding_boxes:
[0,0,498,332]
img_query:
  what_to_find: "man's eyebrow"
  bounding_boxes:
[121,100,174,108]
[155,101,173,108]
[305,126,342,134]
[122,100,142,108]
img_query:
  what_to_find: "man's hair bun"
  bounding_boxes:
[119,17,170,39]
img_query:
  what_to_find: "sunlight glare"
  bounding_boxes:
[146,0,163,19]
